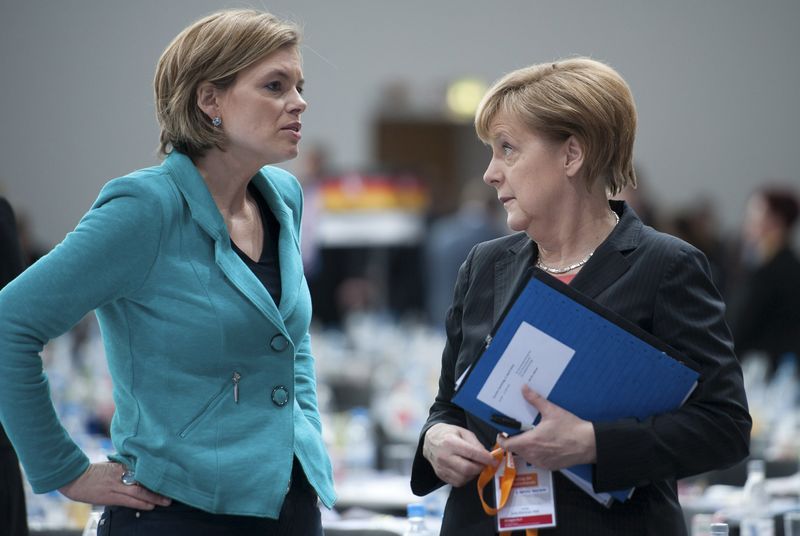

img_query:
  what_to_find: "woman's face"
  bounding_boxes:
[215,47,306,165]
[743,194,769,245]
[482,111,570,235]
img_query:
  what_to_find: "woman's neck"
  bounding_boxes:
[193,148,261,218]
[532,196,618,270]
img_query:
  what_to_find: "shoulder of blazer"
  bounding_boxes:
[636,222,701,261]
[604,201,699,262]
[96,165,181,228]
[259,165,303,231]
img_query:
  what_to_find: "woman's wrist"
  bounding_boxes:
[579,421,598,464]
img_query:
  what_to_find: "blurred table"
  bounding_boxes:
[334,472,420,515]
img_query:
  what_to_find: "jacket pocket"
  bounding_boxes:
[178,371,240,438]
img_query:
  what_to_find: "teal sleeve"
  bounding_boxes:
[295,333,322,433]
[0,177,163,492]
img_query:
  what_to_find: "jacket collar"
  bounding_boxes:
[162,152,299,331]
[494,200,642,320]
[569,200,640,298]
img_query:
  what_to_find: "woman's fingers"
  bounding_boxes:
[123,483,173,507]
[522,385,551,414]
[109,489,160,510]
[110,483,172,510]
[424,423,496,487]
[58,462,171,508]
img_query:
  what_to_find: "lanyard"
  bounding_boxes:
[477,444,539,536]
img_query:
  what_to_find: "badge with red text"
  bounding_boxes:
[494,454,556,531]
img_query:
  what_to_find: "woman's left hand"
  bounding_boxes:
[497,385,597,470]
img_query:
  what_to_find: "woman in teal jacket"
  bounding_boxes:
[0,9,335,535]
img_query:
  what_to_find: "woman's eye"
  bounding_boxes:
[296,85,304,95]
[265,81,282,92]
[502,143,513,156]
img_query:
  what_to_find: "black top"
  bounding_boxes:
[728,246,800,373]
[1,197,25,452]
[231,183,282,306]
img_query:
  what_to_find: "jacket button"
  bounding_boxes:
[270,334,289,352]
[271,385,289,407]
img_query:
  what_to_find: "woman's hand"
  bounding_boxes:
[423,423,496,487]
[58,462,172,510]
[497,385,596,470]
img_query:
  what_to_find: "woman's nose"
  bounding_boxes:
[289,91,307,115]
[483,159,502,186]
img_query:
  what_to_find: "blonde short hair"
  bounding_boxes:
[475,57,637,196]
[154,9,301,158]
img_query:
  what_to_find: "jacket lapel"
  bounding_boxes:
[163,152,288,331]
[493,235,535,323]
[250,172,302,319]
[570,201,640,299]
[492,201,642,314]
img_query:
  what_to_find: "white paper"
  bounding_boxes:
[476,321,574,425]
[560,468,615,507]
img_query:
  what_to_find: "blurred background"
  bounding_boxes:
[1,1,799,534]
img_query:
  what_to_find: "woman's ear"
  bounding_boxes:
[564,136,585,178]
[196,81,220,120]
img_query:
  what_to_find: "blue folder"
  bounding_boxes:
[452,268,700,504]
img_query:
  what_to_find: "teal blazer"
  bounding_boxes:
[0,152,336,517]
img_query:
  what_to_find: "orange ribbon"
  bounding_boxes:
[477,444,538,536]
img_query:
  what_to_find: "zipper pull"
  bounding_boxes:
[232,372,241,404]
[484,334,493,349]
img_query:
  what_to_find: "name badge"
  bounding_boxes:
[494,454,556,531]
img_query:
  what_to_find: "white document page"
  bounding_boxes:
[476,321,575,425]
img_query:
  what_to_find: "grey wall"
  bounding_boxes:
[1,0,799,245]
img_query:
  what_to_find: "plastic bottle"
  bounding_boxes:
[742,459,768,509]
[343,407,375,475]
[710,523,729,535]
[740,459,774,535]
[403,503,434,536]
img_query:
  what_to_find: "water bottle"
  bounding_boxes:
[741,459,774,535]
[403,503,434,536]
[343,407,375,475]
[710,523,729,535]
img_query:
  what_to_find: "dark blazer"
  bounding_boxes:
[0,197,25,453]
[411,201,751,535]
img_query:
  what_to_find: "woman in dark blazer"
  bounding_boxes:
[728,186,800,375]
[411,58,751,535]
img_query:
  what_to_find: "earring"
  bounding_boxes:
[212,116,222,127]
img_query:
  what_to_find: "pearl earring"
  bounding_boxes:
[212,117,222,127]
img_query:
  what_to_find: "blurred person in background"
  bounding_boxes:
[0,197,28,536]
[297,143,328,282]
[424,179,506,328]
[14,211,49,267]
[411,57,750,535]
[727,185,800,376]
[611,163,660,229]
[0,9,334,535]
[669,198,729,293]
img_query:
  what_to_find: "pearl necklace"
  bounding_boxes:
[536,210,620,275]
